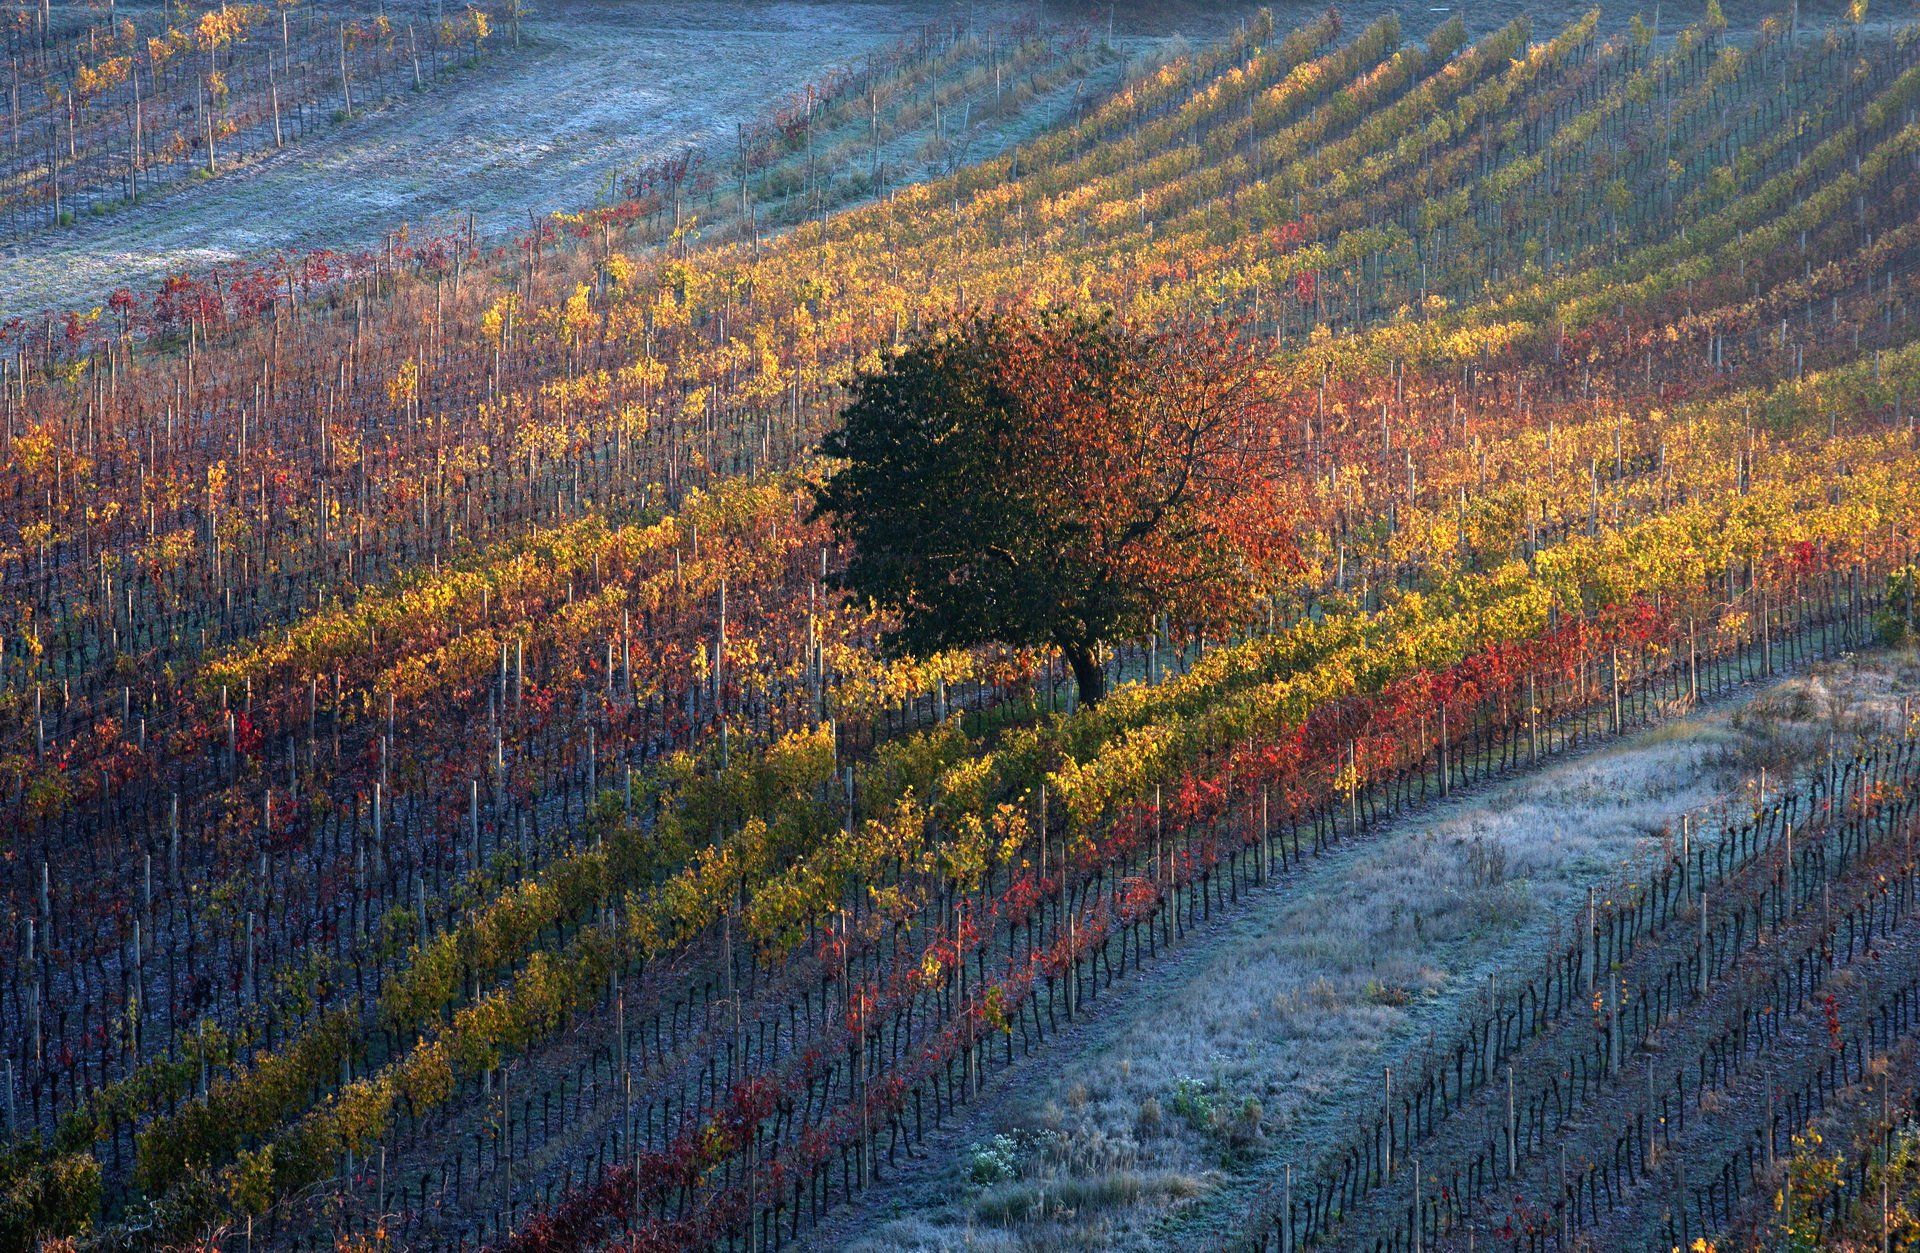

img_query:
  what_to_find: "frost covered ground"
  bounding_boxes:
[0,0,1010,317]
[817,651,1920,1252]
[5,0,1854,320]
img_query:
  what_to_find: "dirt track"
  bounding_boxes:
[2,0,1279,319]
[4,0,1857,320]
[0,1,974,318]
[810,655,1920,1252]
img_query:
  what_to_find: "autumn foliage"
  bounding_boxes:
[818,310,1295,703]
[2,5,1920,1252]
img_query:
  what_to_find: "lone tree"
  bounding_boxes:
[815,309,1293,706]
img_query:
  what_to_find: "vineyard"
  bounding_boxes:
[1,0,508,241]
[0,2,1918,1252]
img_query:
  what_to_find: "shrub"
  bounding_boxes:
[1168,1077,1217,1132]
[0,1145,101,1248]
[964,1134,1020,1186]
[1874,566,1918,645]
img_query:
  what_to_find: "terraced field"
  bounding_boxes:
[1,4,1919,1252]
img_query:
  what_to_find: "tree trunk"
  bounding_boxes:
[1064,643,1105,707]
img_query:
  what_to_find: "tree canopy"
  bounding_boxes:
[814,309,1294,705]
